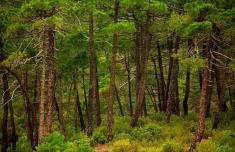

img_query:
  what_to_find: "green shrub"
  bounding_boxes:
[16,134,32,152]
[214,130,235,149]
[113,116,131,136]
[185,112,198,122]
[91,130,106,145]
[112,139,138,152]
[161,140,183,152]
[129,123,163,141]
[150,113,164,122]
[36,132,94,152]
[196,140,218,152]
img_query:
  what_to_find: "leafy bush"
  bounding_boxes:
[162,140,183,152]
[112,139,138,152]
[214,130,235,149]
[129,123,163,141]
[113,116,131,136]
[91,130,106,145]
[36,132,94,152]
[196,140,219,152]
[16,134,32,152]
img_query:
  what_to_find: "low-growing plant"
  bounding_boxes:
[112,139,138,152]
[161,140,183,152]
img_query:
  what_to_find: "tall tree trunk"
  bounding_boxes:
[183,66,190,115]
[151,56,160,112]
[32,66,39,147]
[38,29,47,144]
[166,35,180,123]
[156,40,165,112]
[87,12,98,136]
[54,79,66,136]
[45,27,56,134]
[124,53,133,116]
[115,85,124,116]
[164,34,174,111]
[190,40,211,151]
[147,87,158,112]
[107,0,119,141]
[131,12,150,127]
[142,94,148,116]
[1,73,9,152]
[95,69,101,126]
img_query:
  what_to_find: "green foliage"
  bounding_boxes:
[36,132,94,152]
[162,140,183,152]
[102,21,136,33]
[91,130,107,145]
[214,130,235,149]
[130,123,163,141]
[184,21,212,37]
[111,139,138,152]
[16,134,33,152]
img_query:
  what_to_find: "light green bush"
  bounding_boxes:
[161,140,183,152]
[16,134,33,152]
[112,139,138,152]
[91,130,106,145]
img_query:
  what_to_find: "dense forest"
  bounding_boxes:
[0,0,235,152]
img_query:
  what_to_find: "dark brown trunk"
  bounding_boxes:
[107,0,119,141]
[166,35,180,123]
[124,53,133,116]
[183,66,190,115]
[164,34,174,111]
[147,87,158,112]
[131,12,150,127]
[1,73,9,152]
[95,70,101,126]
[115,85,124,116]
[156,40,165,112]
[142,94,148,116]
[32,66,38,147]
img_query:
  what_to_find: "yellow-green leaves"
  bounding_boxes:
[149,1,167,14]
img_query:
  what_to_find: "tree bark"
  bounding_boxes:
[124,53,133,116]
[45,26,56,134]
[115,84,124,116]
[156,40,165,112]
[183,66,190,115]
[107,0,119,141]
[190,40,211,151]
[131,12,150,127]
[9,94,17,150]
[166,35,180,123]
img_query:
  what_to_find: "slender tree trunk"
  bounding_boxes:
[190,40,211,151]
[45,27,56,134]
[147,87,158,112]
[166,35,180,123]
[54,79,66,136]
[164,34,174,111]
[95,69,101,126]
[32,66,38,147]
[156,40,165,112]
[1,73,9,152]
[115,85,124,116]
[131,12,150,127]
[142,94,148,116]
[87,12,97,136]
[66,81,72,124]
[107,0,119,141]
[183,66,190,115]
[124,53,133,116]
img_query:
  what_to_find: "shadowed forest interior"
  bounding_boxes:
[0,0,235,152]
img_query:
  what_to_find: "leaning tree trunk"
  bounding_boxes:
[130,12,150,127]
[9,93,17,150]
[115,84,124,116]
[107,0,119,141]
[189,40,211,151]
[1,73,9,152]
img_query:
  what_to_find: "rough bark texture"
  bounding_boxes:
[183,66,191,115]
[107,0,119,141]
[45,27,56,134]
[190,40,211,151]
[9,94,17,150]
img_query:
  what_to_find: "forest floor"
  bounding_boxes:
[95,144,109,152]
